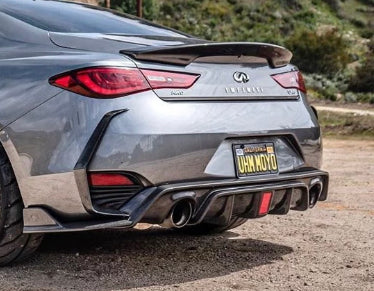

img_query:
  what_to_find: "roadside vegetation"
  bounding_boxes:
[319,110,374,137]
[105,0,374,106]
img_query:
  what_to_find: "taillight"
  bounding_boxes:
[140,69,199,89]
[88,173,134,187]
[50,67,199,98]
[271,71,306,93]
[50,67,150,98]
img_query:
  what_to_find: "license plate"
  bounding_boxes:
[233,143,278,177]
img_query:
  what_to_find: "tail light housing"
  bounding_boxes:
[141,69,199,89]
[271,71,306,93]
[50,67,199,98]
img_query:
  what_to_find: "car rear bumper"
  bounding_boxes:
[66,100,321,217]
[23,168,328,233]
[2,90,326,228]
[87,94,322,185]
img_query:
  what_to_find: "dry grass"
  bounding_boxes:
[319,110,374,138]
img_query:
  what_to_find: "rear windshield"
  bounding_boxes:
[0,0,186,37]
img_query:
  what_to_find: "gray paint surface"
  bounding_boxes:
[0,0,324,223]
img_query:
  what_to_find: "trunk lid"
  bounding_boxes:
[138,62,300,101]
[121,41,297,101]
[49,33,298,100]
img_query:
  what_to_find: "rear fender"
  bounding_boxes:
[0,130,87,217]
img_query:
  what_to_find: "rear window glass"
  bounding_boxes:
[0,0,186,37]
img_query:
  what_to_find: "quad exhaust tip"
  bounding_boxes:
[309,179,323,208]
[162,200,193,228]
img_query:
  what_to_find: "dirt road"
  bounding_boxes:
[0,138,373,291]
[314,105,374,116]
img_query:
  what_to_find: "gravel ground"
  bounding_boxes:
[0,138,373,291]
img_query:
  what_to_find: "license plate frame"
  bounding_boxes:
[233,142,279,178]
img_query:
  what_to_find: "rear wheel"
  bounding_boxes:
[183,216,248,234]
[0,146,43,266]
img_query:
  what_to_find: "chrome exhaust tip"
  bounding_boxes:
[309,178,323,208]
[161,200,193,228]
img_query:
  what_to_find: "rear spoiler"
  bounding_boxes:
[121,42,292,68]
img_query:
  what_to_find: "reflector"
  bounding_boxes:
[259,191,273,215]
[88,173,134,186]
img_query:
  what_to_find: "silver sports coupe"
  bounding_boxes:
[0,0,328,265]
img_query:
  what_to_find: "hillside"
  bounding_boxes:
[106,0,374,103]
[153,0,372,45]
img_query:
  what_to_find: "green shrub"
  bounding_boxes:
[107,0,158,20]
[357,0,374,5]
[279,0,303,10]
[286,29,350,76]
[304,74,343,100]
[344,92,357,103]
[321,0,341,11]
[368,38,374,52]
[360,28,374,39]
[349,54,374,92]
[355,92,374,103]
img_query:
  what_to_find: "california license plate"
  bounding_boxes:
[233,143,278,177]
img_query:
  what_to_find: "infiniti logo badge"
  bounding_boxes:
[233,71,249,83]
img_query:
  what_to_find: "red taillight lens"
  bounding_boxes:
[50,67,150,98]
[88,173,134,187]
[50,67,199,98]
[271,71,306,93]
[258,191,273,216]
[140,69,199,89]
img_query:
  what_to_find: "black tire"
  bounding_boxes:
[0,146,43,266]
[183,216,248,235]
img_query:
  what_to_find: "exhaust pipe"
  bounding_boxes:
[161,200,193,228]
[309,178,323,208]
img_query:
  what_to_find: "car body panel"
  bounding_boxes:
[3,88,319,176]
[0,0,327,232]
[49,32,204,52]
[2,86,321,218]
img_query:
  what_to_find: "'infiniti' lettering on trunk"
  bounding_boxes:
[225,87,264,94]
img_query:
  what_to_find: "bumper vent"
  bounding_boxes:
[90,185,143,211]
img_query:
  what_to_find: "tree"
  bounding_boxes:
[286,29,350,76]
[108,0,157,19]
